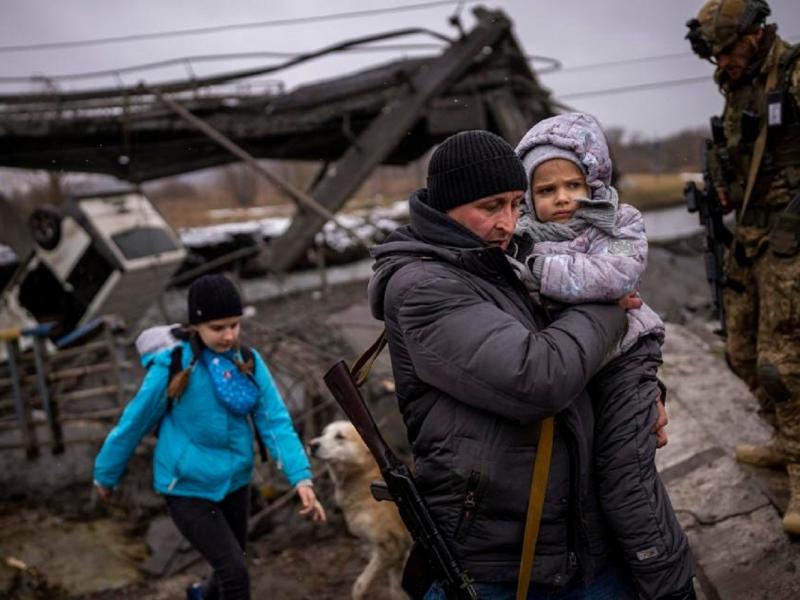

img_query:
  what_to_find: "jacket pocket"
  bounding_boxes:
[771,212,800,257]
[454,470,483,543]
[167,441,192,492]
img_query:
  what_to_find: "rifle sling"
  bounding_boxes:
[739,55,781,223]
[351,328,388,387]
[516,416,555,600]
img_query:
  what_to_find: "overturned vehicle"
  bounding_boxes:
[1,184,186,342]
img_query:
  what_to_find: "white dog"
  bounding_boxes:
[310,420,411,600]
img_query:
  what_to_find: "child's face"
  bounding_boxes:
[195,316,241,353]
[531,159,588,223]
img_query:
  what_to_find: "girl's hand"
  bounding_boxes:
[297,485,327,522]
[617,291,642,311]
[94,482,113,504]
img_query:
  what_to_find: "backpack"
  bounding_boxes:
[135,325,268,462]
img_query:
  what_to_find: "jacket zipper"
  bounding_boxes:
[455,470,481,542]
[562,419,582,578]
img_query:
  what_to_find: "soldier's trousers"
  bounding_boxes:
[723,239,800,462]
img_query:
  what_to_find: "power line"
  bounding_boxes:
[545,51,690,75]
[556,32,800,101]
[0,0,482,54]
[559,75,711,100]
[545,33,799,75]
[0,46,446,83]
[0,45,565,85]
[0,28,451,104]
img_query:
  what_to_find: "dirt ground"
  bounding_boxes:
[0,485,372,600]
[78,522,367,600]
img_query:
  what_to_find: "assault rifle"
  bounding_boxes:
[323,360,479,600]
[684,139,733,336]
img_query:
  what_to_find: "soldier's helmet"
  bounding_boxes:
[686,0,771,59]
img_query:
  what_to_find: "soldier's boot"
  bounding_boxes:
[734,440,786,467]
[783,464,800,536]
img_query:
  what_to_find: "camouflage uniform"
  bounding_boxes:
[717,33,800,461]
[689,0,800,534]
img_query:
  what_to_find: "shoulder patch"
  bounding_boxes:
[608,239,636,256]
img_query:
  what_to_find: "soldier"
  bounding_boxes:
[686,0,800,535]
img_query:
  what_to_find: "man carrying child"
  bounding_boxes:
[369,126,692,599]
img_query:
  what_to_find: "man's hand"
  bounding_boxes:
[297,485,327,522]
[618,291,643,311]
[716,186,735,215]
[653,396,668,448]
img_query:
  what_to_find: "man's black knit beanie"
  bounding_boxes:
[187,274,243,324]
[426,130,528,212]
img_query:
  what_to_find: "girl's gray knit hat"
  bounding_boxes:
[520,144,586,186]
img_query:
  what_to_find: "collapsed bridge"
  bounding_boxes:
[0,7,557,272]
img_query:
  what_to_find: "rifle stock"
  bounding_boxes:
[323,361,395,471]
[323,360,479,600]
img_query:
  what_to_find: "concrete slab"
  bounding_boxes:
[661,323,773,455]
[659,324,800,599]
[687,506,800,600]
[654,395,717,473]
[666,454,770,524]
[740,463,791,514]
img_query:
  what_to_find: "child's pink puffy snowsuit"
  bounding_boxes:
[515,112,664,356]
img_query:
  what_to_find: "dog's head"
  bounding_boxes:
[309,420,374,473]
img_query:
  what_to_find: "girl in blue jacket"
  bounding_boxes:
[94,274,325,600]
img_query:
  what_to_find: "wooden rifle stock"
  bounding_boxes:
[323,360,396,471]
[323,360,479,600]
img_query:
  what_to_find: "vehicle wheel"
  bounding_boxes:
[29,206,62,250]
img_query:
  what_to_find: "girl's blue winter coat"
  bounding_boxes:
[94,341,312,501]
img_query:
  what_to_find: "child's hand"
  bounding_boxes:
[94,482,113,504]
[297,485,327,522]
[617,291,642,311]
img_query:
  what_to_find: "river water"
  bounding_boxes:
[643,203,703,243]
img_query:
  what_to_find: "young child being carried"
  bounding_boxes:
[511,112,695,600]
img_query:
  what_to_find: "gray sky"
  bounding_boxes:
[1,0,799,139]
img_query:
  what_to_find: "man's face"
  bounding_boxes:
[715,30,762,82]
[447,190,524,251]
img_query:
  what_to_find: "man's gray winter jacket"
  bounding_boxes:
[367,190,628,586]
